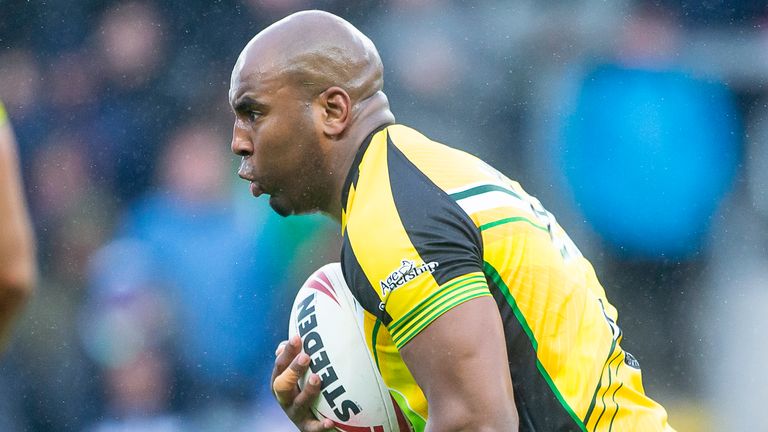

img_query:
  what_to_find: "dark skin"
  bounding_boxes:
[230,10,518,432]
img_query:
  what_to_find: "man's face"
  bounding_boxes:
[229,63,327,216]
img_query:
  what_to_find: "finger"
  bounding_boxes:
[293,372,323,408]
[271,335,302,382]
[275,340,289,357]
[273,352,311,405]
[299,415,336,432]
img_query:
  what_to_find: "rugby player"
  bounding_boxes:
[228,10,675,432]
[0,100,36,353]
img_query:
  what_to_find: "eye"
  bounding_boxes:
[247,110,261,122]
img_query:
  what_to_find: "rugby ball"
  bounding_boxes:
[288,262,412,432]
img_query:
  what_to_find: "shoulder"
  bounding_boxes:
[346,125,481,251]
[341,125,486,325]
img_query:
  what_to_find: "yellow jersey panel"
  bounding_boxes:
[340,124,674,432]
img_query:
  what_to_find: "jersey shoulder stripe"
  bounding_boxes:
[389,272,488,349]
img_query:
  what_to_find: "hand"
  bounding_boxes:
[272,335,336,432]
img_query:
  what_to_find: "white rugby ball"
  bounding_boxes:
[288,262,412,432]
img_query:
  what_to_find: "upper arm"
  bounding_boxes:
[400,295,518,431]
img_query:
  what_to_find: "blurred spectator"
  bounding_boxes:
[81,239,181,432]
[561,6,741,260]
[118,123,270,400]
[562,67,739,258]
[105,122,337,429]
[366,0,519,166]
[92,352,183,432]
[0,49,48,162]
[90,1,179,201]
[557,5,741,396]
[29,132,115,286]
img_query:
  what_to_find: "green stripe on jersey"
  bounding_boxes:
[592,351,623,431]
[388,273,485,334]
[484,261,587,431]
[371,319,382,372]
[584,338,618,425]
[393,286,490,349]
[391,389,427,432]
[449,184,521,201]
[390,279,489,347]
[479,216,548,233]
[607,382,624,432]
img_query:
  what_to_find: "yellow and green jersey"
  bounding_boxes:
[340,124,674,431]
[0,100,7,125]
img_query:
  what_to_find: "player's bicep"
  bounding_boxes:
[399,295,519,431]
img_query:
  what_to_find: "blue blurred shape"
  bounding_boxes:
[562,65,740,259]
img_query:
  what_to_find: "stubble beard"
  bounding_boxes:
[270,142,330,217]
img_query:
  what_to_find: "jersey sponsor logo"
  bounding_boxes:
[624,351,640,369]
[379,259,439,296]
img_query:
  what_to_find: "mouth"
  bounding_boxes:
[249,182,265,198]
[237,165,266,198]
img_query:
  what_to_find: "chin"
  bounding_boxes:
[269,195,319,217]
[269,196,293,217]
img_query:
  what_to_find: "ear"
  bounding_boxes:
[318,86,351,138]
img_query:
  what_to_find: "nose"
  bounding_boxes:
[231,122,253,157]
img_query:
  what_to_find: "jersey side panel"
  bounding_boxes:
[362,310,428,430]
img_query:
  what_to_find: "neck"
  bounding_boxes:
[320,91,395,222]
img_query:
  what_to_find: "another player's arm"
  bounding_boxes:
[0,106,36,352]
[400,295,519,432]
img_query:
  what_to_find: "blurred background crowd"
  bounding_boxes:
[0,0,766,430]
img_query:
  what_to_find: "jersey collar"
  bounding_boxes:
[340,123,392,214]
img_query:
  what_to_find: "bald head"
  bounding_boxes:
[229,11,394,220]
[231,10,384,103]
